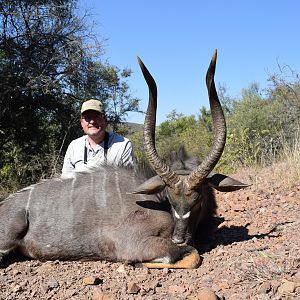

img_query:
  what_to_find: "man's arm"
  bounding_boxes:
[61,144,76,178]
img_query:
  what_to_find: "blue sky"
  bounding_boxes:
[78,0,300,124]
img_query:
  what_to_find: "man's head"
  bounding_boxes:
[80,99,108,141]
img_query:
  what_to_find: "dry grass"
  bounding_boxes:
[233,132,300,191]
[279,133,300,186]
[237,249,300,284]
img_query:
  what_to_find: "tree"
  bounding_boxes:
[0,0,140,194]
[267,63,300,135]
[220,83,287,169]
[97,66,141,131]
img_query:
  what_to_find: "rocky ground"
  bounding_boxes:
[0,162,299,300]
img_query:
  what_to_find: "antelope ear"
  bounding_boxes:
[131,175,166,194]
[207,173,251,192]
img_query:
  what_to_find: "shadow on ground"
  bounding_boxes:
[196,221,281,255]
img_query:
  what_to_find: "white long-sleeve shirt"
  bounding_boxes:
[61,132,134,178]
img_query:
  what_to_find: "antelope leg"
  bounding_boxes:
[138,249,202,269]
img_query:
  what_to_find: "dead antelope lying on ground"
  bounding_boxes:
[0,50,248,269]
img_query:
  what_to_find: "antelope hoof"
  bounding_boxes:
[138,249,202,269]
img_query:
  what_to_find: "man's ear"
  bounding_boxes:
[130,175,166,194]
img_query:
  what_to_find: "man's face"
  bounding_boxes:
[81,110,108,137]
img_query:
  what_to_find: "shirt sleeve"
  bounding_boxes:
[61,143,76,178]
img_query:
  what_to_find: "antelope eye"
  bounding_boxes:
[190,192,199,203]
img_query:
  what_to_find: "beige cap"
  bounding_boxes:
[81,99,104,114]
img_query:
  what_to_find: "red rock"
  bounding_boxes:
[127,282,141,294]
[218,281,230,289]
[278,280,296,294]
[82,276,102,285]
[92,288,113,300]
[197,287,220,300]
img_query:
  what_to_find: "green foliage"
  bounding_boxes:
[220,128,272,173]
[129,130,146,163]
[220,83,287,171]
[0,0,140,195]
[267,66,300,143]
[1,1,299,196]
[131,77,300,176]
[156,112,197,161]
[130,110,212,166]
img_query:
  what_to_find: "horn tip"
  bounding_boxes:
[212,49,217,64]
[137,56,144,68]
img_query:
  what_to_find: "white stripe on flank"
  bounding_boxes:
[0,247,14,255]
[114,171,123,214]
[91,172,95,201]
[70,175,77,202]
[25,186,33,216]
[97,171,107,207]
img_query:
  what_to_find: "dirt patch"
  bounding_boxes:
[0,163,299,299]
